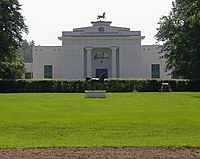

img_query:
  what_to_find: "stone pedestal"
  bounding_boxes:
[85,90,106,98]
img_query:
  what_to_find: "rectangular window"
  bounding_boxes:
[44,65,53,78]
[25,72,33,79]
[151,64,160,78]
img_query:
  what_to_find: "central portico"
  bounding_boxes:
[85,46,118,78]
[59,20,144,79]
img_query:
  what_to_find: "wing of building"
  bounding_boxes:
[25,20,171,79]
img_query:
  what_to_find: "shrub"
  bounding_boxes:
[0,79,199,93]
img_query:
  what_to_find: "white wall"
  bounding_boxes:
[64,47,84,79]
[27,45,171,79]
[32,46,62,78]
[141,45,171,79]
[119,39,142,78]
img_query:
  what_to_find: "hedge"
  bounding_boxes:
[0,79,200,93]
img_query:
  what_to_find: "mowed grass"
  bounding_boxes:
[0,92,200,148]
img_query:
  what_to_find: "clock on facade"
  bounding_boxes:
[98,27,105,33]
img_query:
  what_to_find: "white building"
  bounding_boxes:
[25,20,170,79]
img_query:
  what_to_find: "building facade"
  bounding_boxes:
[25,20,170,79]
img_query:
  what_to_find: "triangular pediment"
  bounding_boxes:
[62,21,141,37]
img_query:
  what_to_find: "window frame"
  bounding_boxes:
[151,64,160,78]
[44,65,53,78]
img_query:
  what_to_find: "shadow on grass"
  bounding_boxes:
[193,95,200,98]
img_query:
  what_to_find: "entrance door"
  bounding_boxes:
[96,69,108,78]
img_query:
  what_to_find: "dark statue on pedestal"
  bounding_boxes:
[85,73,106,90]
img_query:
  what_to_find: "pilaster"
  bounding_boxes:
[111,46,118,78]
[85,47,93,77]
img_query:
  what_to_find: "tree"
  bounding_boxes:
[155,0,200,79]
[0,0,28,79]
[18,39,34,63]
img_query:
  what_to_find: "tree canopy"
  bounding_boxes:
[155,0,200,79]
[18,39,34,63]
[0,0,28,79]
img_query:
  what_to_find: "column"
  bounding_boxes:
[85,47,93,77]
[111,46,118,78]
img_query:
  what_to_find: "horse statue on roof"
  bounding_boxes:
[97,12,106,21]
[86,73,106,90]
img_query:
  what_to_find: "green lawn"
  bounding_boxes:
[0,92,200,148]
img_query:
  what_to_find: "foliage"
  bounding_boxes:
[0,79,200,93]
[155,0,200,79]
[18,39,34,63]
[0,54,25,79]
[0,92,200,148]
[0,0,28,79]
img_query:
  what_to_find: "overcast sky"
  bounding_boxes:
[18,0,173,46]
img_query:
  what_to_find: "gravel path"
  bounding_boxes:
[0,148,200,159]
